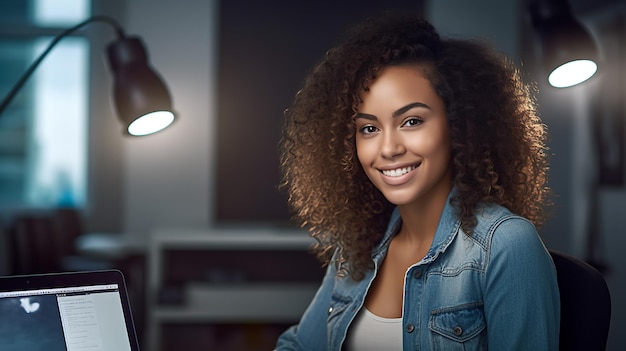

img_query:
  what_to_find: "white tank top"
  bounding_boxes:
[345,308,403,351]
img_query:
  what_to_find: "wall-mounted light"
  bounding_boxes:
[0,16,177,136]
[529,0,600,88]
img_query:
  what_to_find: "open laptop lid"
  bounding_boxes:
[0,269,140,351]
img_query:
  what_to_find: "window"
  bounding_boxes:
[0,0,90,210]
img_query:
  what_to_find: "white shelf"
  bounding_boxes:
[153,283,317,323]
[151,228,313,248]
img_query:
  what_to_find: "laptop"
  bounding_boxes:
[0,269,140,351]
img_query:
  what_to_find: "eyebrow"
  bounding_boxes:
[355,102,431,120]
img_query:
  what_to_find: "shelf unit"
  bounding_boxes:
[146,228,322,351]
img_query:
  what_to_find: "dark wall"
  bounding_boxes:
[216,1,425,225]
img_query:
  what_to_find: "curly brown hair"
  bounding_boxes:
[279,13,551,281]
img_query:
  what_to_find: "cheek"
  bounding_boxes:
[355,139,371,166]
[406,136,441,156]
[413,126,451,157]
[430,138,453,167]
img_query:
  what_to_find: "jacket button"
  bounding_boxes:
[328,307,333,314]
[413,269,421,279]
[405,324,415,333]
[453,326,463,336]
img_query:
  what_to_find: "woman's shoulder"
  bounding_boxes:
[466,203,551,273]
[469,202,538,246]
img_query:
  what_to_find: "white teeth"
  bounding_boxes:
[382,166,416,177]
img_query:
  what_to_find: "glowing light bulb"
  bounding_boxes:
[127,110,175,136]
[548,59,598,88]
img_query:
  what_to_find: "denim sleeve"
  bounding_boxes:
[274,254,338,350]
[484,217,560,350]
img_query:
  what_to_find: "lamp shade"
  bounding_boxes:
[530,0,599,88]
[107,36,176,136]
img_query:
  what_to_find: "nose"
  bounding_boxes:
[380,131,405,159]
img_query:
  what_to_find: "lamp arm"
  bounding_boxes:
[0,15,125,117]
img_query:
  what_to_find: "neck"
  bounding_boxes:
[397,182,451,244]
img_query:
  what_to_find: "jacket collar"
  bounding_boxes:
[372,188,462,263]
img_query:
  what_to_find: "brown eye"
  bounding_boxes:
[403,117,423,127]
[360,125,379,135]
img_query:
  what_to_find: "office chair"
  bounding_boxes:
[549,250,611,351]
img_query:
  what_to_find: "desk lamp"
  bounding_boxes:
[529,0,599,88]
[0,15,176,136]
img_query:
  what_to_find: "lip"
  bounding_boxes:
[377,162,421,186]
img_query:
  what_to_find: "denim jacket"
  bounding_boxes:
[276,193,560,350]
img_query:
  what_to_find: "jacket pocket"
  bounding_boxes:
[327,292,352,323]
[429,303,487,350]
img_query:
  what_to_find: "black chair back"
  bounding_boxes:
[550,250,611,351]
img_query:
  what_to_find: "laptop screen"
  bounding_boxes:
[0,270,139,351]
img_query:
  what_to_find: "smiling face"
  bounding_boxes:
[355,64,452,208]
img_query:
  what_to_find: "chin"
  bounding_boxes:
[379,191,418,206]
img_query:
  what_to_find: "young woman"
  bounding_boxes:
[275,13,560,351]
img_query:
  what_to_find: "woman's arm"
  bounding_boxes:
[484,217,560,350]
[275,255,339,350]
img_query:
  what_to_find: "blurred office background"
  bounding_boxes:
[0,0,623,350]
